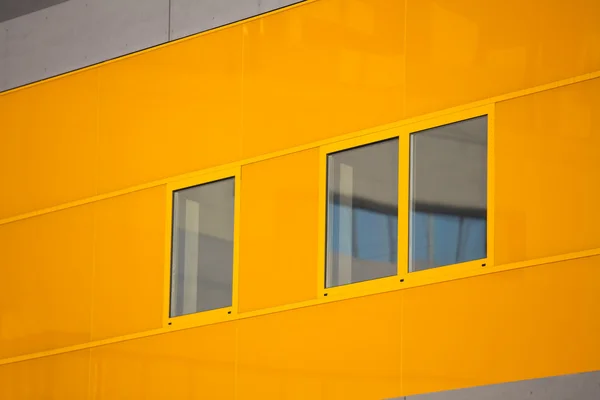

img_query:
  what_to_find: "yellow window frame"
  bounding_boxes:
[317,127,404,299]
[317,104,494,299]
[162,166,241,329]
[399,104,495,287]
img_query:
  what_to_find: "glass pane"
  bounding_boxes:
[409,116,487,272]
[170,178,235,317]
[326,138,399,288]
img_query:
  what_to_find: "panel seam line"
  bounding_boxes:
[1,246,599,367]
[1,69,599,228]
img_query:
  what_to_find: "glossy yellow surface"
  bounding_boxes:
[241,0,405,158]
[92,187,165,340]
[2,258,598,398]
[239,149,319,312]
[405,0,600,117]
[402,256,600,396]
[1,0,598,214]
[90,323,236,400]
[97,27,243,194]
[0,188,166,357]
[237,291,402,400]
[495,78,600,264]
[1,0,600,398]
[0,350,90,399]
[0,69,98,220]
[0,205,94,359]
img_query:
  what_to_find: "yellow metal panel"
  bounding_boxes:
[1,2,600,398]
[0,205,93,359]
[90,322,235,400]
[0,349,90,399]
[495,78,600,264]
[97,26,243,194]
[405,0,600,117]
[236,291,402,400]
[241,0,406,159]
[401,256,600,396]
[238,149,319,313]
[0,69,98,219]
[92,186,166,341]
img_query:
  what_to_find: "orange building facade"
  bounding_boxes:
[1,0,600,398]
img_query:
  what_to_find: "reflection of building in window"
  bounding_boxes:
[329,204,485,271]
[326,138,398,288]
[170,178,235,317]
[411,212,486,270]
[410,116,487,272]
[329,203,398,264]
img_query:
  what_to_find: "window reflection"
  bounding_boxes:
[411,212,486,270]
[409,116,487,272]
[170,178,235,317]
[329,207,484,271]
[326,138,399,288]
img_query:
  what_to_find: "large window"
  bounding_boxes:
[321,111,489,295]
[325,138,399,288]
[170,177,235,317]
[409,116,487,272]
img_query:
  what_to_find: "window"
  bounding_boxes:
[325,138,399,288]
[170,177,235,317]
[409,116,487,272]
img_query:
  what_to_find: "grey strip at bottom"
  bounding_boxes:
[388,370,600,400]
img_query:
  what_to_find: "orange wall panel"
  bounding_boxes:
[90,322,236,400]
[0,69,98,219]
[236,291,402,400]
[1,0,600,397]
[239,149,319,312]
[401,257,600,396]
[0,205,94,359]
[241,0,405,159]
[91,186,166,341]
[0,350,90,399]
[1,258,598,398]
[495,78,600,264]
[405,0,600,117]
[97,27,243,193]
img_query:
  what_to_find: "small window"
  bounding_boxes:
[409,116,487,272]
[170,178,235,317]
[326,138,399,288]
